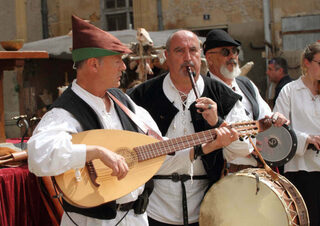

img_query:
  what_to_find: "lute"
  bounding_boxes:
[53,119,271,208]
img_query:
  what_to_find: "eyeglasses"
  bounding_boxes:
[207,47,240,57]
[312,60,320,66]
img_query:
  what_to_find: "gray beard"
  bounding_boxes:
[220,64,241,79]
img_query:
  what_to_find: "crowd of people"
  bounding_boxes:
[27,15,319,226]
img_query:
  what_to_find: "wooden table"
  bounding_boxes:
[0,51,49,142]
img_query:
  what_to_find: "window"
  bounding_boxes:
[117,0,125,8]
[282,14,320,51]
[101,0,133,31]
[105,0,115,8]
[105,0,127,8]
[106,13,127,31]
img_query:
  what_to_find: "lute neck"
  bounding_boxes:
[134,128,217,162]
[133,118,269,162]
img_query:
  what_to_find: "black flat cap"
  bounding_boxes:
[203,29,241,55]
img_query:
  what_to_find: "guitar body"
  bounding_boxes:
[54,129,165,208]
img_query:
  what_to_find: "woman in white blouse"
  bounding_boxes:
[274,42,320,226]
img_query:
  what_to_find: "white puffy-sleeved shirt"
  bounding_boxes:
[274,77,320,172]
[27,80,162,226]
[147,74,256,224]
[208,72,272,166]
[146,74,208,224]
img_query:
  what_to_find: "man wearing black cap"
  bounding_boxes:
[27,15,165,226]
[203,29,288,174]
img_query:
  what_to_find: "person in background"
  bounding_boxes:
[28,17,237,226]
[266,57,292,108]
[274,42,320,226]
[128,29,245,226]
[203,29,288,174]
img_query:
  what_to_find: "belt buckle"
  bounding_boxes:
[171,172,180,182]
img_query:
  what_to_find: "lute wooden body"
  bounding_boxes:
[54,120,270,208]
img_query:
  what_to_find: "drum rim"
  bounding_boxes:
[199,168,309,226]
[200,169,290,225]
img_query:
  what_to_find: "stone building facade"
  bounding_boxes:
[0,0,319,138]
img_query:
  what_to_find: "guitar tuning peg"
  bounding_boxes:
[251,135,256,138]
[239,137,244,141]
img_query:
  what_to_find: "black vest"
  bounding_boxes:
[235,76,259,120]
[128,74,241,184]
[50,87,138,219]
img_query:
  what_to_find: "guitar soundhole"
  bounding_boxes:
[116,148,138,168]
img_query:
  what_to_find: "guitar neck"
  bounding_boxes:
[134,119,267,162]
[134,129,217,162]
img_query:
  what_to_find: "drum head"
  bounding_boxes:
[199,171,289,226]
[256,124,297,166]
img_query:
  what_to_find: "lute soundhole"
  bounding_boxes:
[116,148,138,168]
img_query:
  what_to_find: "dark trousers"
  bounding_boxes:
[148,217,199,226]
[285,171,320,226]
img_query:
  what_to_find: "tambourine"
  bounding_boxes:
[256,124,297,167]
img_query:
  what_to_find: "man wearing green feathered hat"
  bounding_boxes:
[28,15,162,225]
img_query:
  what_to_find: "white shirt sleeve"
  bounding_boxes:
[223,100,254,161]
[274,86,309,156]
[27,108,87,176]
[28,93,163,177]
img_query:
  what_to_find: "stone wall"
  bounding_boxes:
[133,0,320,98]
[47,0,100,37]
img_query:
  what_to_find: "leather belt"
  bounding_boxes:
[227,163,256,174]
[153,173,208,181]
[116,201,135,212]
[153,173,208,226]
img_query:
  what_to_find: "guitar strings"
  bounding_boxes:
[136,131,214,161]
[85,124,258,180]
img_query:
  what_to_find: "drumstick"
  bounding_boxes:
[248,137,279,181]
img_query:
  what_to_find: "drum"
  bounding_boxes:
[256,124,297,167]
[199,168,309,226]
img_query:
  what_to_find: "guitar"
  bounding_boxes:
[54,119,271,208]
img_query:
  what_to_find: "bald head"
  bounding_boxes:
[164,30,202,88]
[166,30,201,52]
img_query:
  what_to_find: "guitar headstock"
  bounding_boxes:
[230,118,273,140]
[231,121,259,139]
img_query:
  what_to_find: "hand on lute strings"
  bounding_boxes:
[86,145,129,180]
[203,127,239,154]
